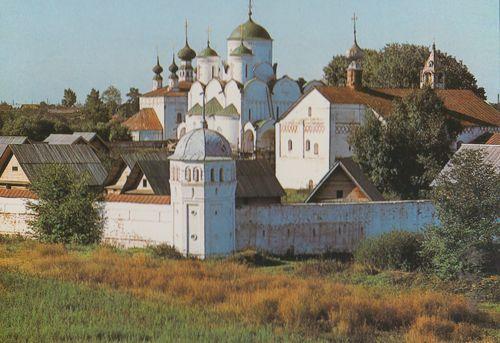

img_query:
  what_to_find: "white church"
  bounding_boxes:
[125,1,306,160]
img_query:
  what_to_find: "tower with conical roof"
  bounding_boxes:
[152,55,163,90]
[197,27,221,84]
[420,42,445,89]
[178,20,196,82]
[346,13,364,90]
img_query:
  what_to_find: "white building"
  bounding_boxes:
[276,28,500,190]
[178,5,302,157]
[169,122,237,258]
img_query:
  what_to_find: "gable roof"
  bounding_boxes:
[235,159,285,199]
[282,86,499,127]
[2,144,107,186]
[141,82,192,98]
[44,133,85,145]
[0,136,29,157]
[305,157,384,203]
[123,108,163,131]
[123,160,170,195]
[187,101,239,117]
[485,133,500,145]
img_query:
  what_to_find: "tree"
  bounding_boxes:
[102,85,122,116]
[28,165,104,244]
[83,88,107,122]
[296,77,307,92]
[62,88,77,107]
[422,148,500,279]
[323,43,486,99]
[350,87,461,199]
[123,87,141,118]
[108,122,131,142]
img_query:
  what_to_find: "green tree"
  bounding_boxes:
[28,165,104,244]
[102,85,122,116]
[422,148,500,279]
[83,88,107,122]
[62,88,77,107]
[123,87,141,117]
[108,122,131,142]
[350,87,461,199]
[324,43,486,99]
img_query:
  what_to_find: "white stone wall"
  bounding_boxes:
[0,197,31,236]
[235,200,437,255]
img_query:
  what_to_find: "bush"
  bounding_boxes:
[227,249,279,267]
[149,244,184,259]
[354,231,424,271]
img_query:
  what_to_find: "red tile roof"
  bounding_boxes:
[485,133,500,145]
[104,193,170,204]
[142,82,192,98]
[0,188,37,199]
[313,87,499,127]
[123,108,163,131]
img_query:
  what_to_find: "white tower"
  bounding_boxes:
[197,28,221,85]
[169,117,236,258]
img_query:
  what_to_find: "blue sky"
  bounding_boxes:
[0,0,498,104]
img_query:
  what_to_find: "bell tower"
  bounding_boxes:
[346,13,364,90]
[420,42,445,89]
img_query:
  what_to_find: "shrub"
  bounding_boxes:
[295,259,349,277]
[354,231,424,271]
[227,249,278,267]
[149,244,184,260]
[27,165,104,245]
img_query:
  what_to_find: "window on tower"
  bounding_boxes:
[193,168,199,182]
[219,168,224,182]
[185,167,191,182]
[288,140,293,151]
[314,143,319,155]
[308,107,312,117]
[305,140,310,151]
[245,64,248,78]
[176,112,182,123]
[210,168,215,182]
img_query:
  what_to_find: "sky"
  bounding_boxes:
[0,0,498,104]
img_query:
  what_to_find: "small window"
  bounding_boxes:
[142,179,147,188]
[193,168,199,182]
[248,108,252,121]
[308,107,312,117]
[276,106,280,117]
[210,168,215,182]
[219,168,224,182]
[288,140,293,151]
[305,140,310,151]
[245,64,248,78]
[211,66,215,78]
[176,112,182,123]
[314,143,319,155]
[336,190,344,199]
[12,166,18,172]
[185,168,191,182]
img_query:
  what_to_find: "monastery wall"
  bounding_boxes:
[235,200,437,255]
[0,196,437,256]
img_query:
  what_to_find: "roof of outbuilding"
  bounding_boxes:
[0,136,29,157]
[436,144,500,178]
[121,150,171,169]
[104,193,170,204]
[141,81,192,98]
[123,160,171,195]
[235,159,285,199]
[485,133,500,145]
[305,158,384,203]
[44,134,85,145]
[284,86,499,127]
[3,144,107,186]
[123,108,163,132]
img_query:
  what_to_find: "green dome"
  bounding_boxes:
[228,19,272,41]
[198,43,219,58]
[230,42,253,56]
[152,56,163,74]
[178,43,196,61]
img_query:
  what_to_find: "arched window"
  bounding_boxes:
[276,106,280,117]
[210,168,215,182]
[288,140,293,151]
[176,112,182,123]
[308,107,312,117]
[211,66,215,78]
[185,167,191,182]
[245,64,248,78]
[193,168,199,182]
[314,143,319,155]
[219,168,224,182]
[305,140,310,151]
[248,108,252,121]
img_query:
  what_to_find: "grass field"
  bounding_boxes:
[0,236,498,342]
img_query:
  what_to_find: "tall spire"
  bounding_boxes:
[248,0,253,19]
[184,19,189,44]
[351,12,358,43]
[207,26,212,47]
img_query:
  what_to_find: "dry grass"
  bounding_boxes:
[0,240,496,341]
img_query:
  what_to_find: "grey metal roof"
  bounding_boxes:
[123,160,171,195]
[8,144,107,186]
[170,128,232,161]
[432,144,500,186]
[121,151,171,169]
[44,132,100,145]
[305,158,384,203]
[235,159,285,199]
[73,132,98,142]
